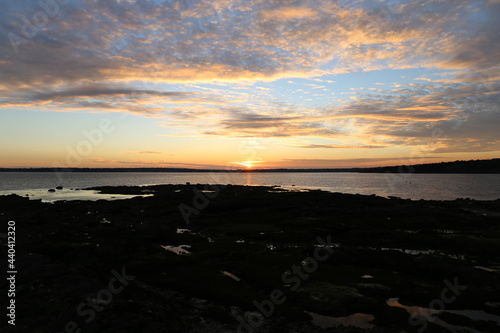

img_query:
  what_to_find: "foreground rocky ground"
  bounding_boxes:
[1,184,500,332]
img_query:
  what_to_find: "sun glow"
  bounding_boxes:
[229,161,264,169]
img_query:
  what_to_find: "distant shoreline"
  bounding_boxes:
[0,168,499,174]
[1,158,500,173]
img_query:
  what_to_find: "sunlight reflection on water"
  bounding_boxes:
[0,172,499,200]
[306,311,375,329]
[0,188,150,202]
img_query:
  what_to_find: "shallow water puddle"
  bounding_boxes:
[221,271,241,282]
[161,245,191,255]
[474,266,499,272]
[315,243,340,249]
[176,228,214,242]
[372,247,466,260]
[447,309,500,324]
[486,302,500,307]
[306,311,375,329]
[0,188,151,202]
[387,298,500,332]
[380,247,435,255]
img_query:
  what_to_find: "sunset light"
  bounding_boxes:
[230,161,264,169]
[1,2,499,332]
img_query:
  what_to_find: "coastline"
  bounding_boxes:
[2,184,500,332]
[1,158,500,173]
[2,172,500,201]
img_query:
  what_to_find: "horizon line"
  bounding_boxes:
[0,158,498,172]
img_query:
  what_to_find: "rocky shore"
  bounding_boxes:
[1,184,500,332]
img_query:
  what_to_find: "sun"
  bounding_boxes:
[230,161,264,169]
[241,161,254,169]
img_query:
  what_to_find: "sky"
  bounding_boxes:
[0,0,499,169]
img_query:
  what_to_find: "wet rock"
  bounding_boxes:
[2,184,500,333]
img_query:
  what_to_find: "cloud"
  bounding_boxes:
[1,0,498,88]
[89,158,117,164]
[30,87,193,101]
[125,151,164,155]
[259,6,318,20]
[191,74,498,146]
[292,144,386,149]
[0,0,499,155]
[1,82,227,117]
[117,160,225,169]
[279,156,445,168]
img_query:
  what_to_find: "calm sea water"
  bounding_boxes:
[0,172,499,200]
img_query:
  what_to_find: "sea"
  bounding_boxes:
[0,172,499,201]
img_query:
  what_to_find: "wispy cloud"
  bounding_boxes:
[292,144,387,149]
[279,156,445,168]
[125,151,164,155]
[117,160,225,169]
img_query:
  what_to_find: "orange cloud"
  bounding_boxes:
[259,6,318,20]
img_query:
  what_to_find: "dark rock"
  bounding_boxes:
[2,184,500,333]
